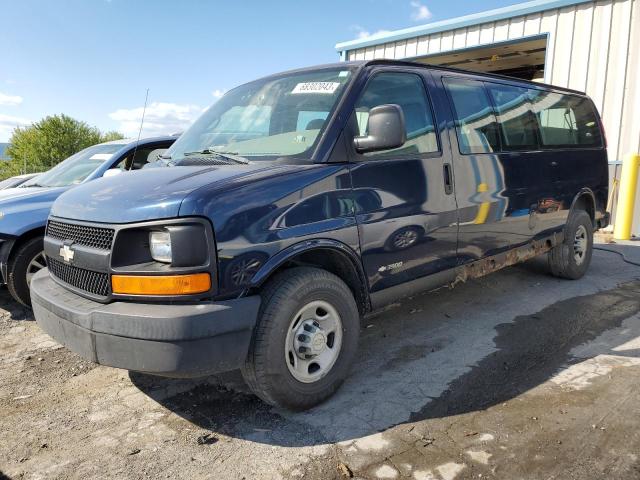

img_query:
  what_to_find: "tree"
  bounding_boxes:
[1,114,124,179]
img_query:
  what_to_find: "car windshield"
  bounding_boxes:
[165,67,354,164]
[20,143,126,188]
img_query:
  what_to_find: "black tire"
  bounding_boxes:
[7,236,45,307]
[548,210,593,280]
[241,267,360,411]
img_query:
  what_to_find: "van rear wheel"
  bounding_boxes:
[241,267,360,411]
[548,210,593,280]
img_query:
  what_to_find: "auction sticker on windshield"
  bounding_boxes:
[90,154,114,160]
[292,82,340,94]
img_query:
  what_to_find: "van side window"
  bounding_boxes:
[355,72,438,157]
[444,78,500,154]
[529,91,603,148]
[486,83,538,151]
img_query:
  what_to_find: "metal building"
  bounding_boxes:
[335,0,640,234]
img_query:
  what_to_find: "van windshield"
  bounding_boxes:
[165,67,354,163]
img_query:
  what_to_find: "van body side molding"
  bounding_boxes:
[370,232,563,310]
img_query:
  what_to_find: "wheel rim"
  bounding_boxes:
[284,300,343,384]
[573,225,588,265]
[393,229,418,249]
[26,251,46,286]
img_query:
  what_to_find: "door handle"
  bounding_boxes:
[550,161,558,167]
[443,163,453,195]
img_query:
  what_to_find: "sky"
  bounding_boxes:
[0,0,520,142]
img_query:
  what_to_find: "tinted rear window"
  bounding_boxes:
[486,83,539,151]
[530,91,603,148]
[444,78,500,154]
[444,76,603,154]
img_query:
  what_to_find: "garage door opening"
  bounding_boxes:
[414,35,547,82]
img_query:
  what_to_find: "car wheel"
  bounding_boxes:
[241,267,360,411]
[224,252,268,288]
[548,210,593,280]
[7,236,46,307]
[385,226,422,251]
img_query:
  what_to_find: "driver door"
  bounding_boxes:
[347,68,458,301]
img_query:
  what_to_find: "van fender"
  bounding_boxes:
[568,188,596,224]
[249,238,367,290]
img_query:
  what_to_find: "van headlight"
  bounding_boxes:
[149,230,172,263]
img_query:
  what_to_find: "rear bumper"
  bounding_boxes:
[31,269,260,377]
[597,211,611,230]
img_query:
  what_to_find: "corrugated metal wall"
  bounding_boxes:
[345,0,640,231]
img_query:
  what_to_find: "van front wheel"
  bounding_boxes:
[548,210,593,279]
[241,267,360,411]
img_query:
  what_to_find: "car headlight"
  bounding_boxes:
[149,230,172,263]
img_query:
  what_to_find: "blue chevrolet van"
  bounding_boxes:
[32,61,608,410]
[0,136,176,306]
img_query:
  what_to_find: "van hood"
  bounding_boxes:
[50,165,288,224]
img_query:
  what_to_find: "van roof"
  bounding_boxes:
[359,59,587,95]
[265,60,586,97]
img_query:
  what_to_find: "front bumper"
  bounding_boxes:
[31,269,260,377]
[0,238,15,284]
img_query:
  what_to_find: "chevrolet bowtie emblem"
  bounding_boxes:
[59,244,75,263]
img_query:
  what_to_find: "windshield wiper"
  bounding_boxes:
[20,183,46,188]
[182,149,250,164]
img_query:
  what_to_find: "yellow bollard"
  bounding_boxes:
[474,183,490,224]
[613,153,640,240]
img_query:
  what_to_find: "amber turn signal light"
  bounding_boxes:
[111,273,211,295]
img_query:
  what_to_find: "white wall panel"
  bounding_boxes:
[466,25,481,47]
[428,33,442,54]
[540,9,559,81]
[601,0,632,162]
[567,3,594,91]
[416,35,429,56]
[619,0,640,159]
[394,41,407,58]
[551,6,577,86]
[406,37,418,58]
[440,30,454,51]
[364,46,375,60]
[508,16,526,38]
[524,13,543,35]
[384,42,395,59]
[479,22,495,43]
[453,28,467,49]
[494,19,510,41]
[585,1,614,113]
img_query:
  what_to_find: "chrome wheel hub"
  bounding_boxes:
[573,225,588,265]
[285,300,343,383]
[26,251,46,286]
[294,320,327,357]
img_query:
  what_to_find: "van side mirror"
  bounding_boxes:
[354,104,406,153]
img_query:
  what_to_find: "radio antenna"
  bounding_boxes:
[128,88,149,170]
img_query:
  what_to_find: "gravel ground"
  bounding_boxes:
[1,244,640,480]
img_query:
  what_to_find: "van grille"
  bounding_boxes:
[46,220,115,250]
[47,258,110,297]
